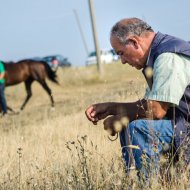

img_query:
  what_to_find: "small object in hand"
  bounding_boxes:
[108,133,118,141]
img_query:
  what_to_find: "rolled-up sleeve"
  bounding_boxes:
[144,53,190,105]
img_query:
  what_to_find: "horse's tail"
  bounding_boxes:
[42,62,59,84]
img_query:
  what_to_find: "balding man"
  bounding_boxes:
[85,17,190,182]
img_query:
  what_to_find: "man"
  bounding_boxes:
[0,61,7,115]
[85,18,190,180]
[51,57,59,72]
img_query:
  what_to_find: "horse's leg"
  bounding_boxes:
[39,81,54,107]
[20,79,33,110]
[7,105,15,113]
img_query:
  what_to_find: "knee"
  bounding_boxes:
[128,120,149,139]
[119,120,139,141]
[128,120,140,133]
[120,120,147,141]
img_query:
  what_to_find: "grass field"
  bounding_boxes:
[0,62,189,189]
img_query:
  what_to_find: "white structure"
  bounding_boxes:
[85,49,119,65]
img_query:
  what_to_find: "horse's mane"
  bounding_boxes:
[2,61,15,65]
[17,59,47,65]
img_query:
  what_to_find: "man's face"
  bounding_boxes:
[110,36,146,70]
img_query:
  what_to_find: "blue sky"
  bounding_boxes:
[0,0,190,66]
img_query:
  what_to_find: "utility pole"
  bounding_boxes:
[73,9,89,56]
[88,0,102,74]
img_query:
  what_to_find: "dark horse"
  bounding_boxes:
[3,59,58,111]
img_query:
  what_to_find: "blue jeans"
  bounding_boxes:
[0,83,7,114]
[120,119,173,178]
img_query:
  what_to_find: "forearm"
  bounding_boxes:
[86,99,149,124]
[107,99,148,120]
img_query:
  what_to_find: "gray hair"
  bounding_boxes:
[110,18,154,44]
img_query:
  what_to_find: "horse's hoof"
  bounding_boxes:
[9,110,20,115]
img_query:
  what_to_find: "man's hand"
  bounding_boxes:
[0,72,5,80]
[103,115,129,136]
[85,103,112,125]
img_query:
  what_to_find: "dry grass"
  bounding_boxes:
[0,62,189,189]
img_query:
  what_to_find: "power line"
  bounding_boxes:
[73,9,89,56]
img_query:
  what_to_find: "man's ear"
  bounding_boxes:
[127,36,139,49]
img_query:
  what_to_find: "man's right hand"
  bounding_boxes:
[103,115,129,136]
[85,103,112,125]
